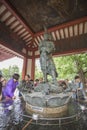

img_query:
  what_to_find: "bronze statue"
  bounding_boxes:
[39,29,58,84]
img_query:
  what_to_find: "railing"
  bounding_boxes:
[21,111,82,126]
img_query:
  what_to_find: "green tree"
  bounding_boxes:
[1,65,20,80]
[35,65,43,80]
[71,53,87,85]
[35,53,87,83]
[54,55,77,80]
[1,68,10,79]
[54,53,87,83]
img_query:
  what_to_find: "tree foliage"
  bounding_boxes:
[1,65,20,80]
[54,53,87,80]
[35,53,87,81]
[35,64,43,80]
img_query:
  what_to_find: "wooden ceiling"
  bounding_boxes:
[0,44,22,61]
[0,0,87,61]
[8,0,87,33]
[0,45,14,61]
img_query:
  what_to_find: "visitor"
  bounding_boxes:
[85,81,87,93]
[61,81,67,91]
[19,74,33,92]
[0,71,4,101]
[72,75,86,100]
[65,79,70,87]
[1,78,7,87]
[0,82,2,101]
[39,77,43,83]
[29,79,34,89]
[64,79,73,92]
[34,79,39,87]
[0,70,3,82]
[2,73,20,99]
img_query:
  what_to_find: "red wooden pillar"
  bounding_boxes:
[31,52,35,80]
[22,56,27,80]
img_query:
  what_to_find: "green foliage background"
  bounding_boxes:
[0,65,22,80]
[1,53,87,82]
[35,53,87,81]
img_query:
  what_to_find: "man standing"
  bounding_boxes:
[74,75,86,100]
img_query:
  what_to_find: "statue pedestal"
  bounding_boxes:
[26,102,68,117]
[24,92,71,118]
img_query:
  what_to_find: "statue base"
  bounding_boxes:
[26,102,68,117]
[24,92,71,118]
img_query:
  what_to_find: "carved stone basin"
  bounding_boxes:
[23,92,71,117]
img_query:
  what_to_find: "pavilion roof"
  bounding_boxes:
[0,0,87,61]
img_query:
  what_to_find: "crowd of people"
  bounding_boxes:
[0,71,43,101]
[0,72,20,100]
[59,76,87,100]
[0,70,87,102]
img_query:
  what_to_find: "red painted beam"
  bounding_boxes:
[0,40,25,58]
[34,48,87,59]
[35,16,87,37]
[54,48,87,57]
[1,0,34,36]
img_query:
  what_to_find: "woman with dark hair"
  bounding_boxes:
[2,73,20,99]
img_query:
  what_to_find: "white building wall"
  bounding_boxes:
[26,58,32,76]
